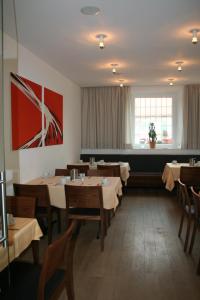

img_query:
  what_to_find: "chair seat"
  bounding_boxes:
[69,208,101,221]
[1,261,65,300]
[69,207,100,215]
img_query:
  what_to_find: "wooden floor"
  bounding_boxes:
[22,188,200,300]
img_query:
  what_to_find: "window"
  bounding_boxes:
[134,97,173,146]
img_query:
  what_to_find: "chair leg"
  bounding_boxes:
[100,220,104,252]
[184,217,191,252]
[96,222,100,239]
[197,255,200,275]
[48,210,53,245]
[177,184,181,206]
[107,210,111,227]
[178,211,185,238]
[189,221,197,254]
[56,209,62,233]
[118,195,122,206]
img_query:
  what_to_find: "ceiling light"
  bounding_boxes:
[168,78,174,86]
[96,34,107,49]
[111,64,118,74]
[190,29,199,44]
[80,6,100,16]
[119,80,124,87]
[176,61,183,72]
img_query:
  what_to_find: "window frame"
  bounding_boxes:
[130,90,182,149]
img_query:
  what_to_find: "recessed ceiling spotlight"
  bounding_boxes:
[111,64,118,74]
[80,6,100,16]
[190,29,199,44]
[168,78,174,86]
[176,61,184,72]
[96,34,107,49]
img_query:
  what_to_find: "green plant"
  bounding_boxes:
[148,123,157,142]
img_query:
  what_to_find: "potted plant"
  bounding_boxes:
[148,122,157,148]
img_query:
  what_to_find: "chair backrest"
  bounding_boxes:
[38,220,80,300]
[6,196,36,218]
[97,164,120,177]
[65,185,103,210]
[180,167,200,186]
[178,179,191,207]
[55,169,70,176]
[191,187,200,221]
[87,169,114,177]
[67,164,89,175]
[13,184,50,208]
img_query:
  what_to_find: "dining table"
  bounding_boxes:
[27,176,122,210]
[69,162,130,183]
[162,162,190,191]
[0,217,43,272]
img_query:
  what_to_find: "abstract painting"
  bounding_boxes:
[11,73,43,150]
[44,87,63,146]
[11,73,63,150]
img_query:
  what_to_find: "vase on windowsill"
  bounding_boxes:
[149,140,156,149]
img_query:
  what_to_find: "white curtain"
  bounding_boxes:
[181,85,200,149]
[81,86,130,149]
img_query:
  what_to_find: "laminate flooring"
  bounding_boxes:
[21,189,200,300]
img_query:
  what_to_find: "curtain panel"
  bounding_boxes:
[182,85,200,149]
[81,86,130,149]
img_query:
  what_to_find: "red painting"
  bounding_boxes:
[44,87,63,146]
[11,73,42,150]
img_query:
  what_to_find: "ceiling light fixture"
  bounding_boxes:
[80,6,100,16]
[168,78,174,86]
[176,61,183,72]
[96,34,107,49]
[111,63,118,74]
[119,79,124,87]
[190,29,199,44]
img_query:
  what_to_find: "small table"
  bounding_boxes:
[162,163,189,191]
[0,218,43,272]
[28,176,122,210]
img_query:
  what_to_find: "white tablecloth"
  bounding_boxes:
[162,163,190,191]
[0,218,42,272]
[28,176,122,210]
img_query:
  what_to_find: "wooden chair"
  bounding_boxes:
[6,195,39,264]
[6,196,36,218]
[180,167,200,186]
[38,220,80,300]
[97,164,123,206]
[97,164,121,177]
[87,169,114,177]
[13,184,61,244]
[178,167,200,252]
[55,169,70,176]
[3,220,80,300]
[65,185,106,251]
[189,187,200,274]
[67,164,89,175]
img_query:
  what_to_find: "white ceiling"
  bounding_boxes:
[14,0,200,87]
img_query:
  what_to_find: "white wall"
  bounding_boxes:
[17,45,81,182]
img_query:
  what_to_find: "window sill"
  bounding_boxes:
[81,148,200,155]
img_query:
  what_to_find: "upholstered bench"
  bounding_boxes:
[127,171,163,188]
